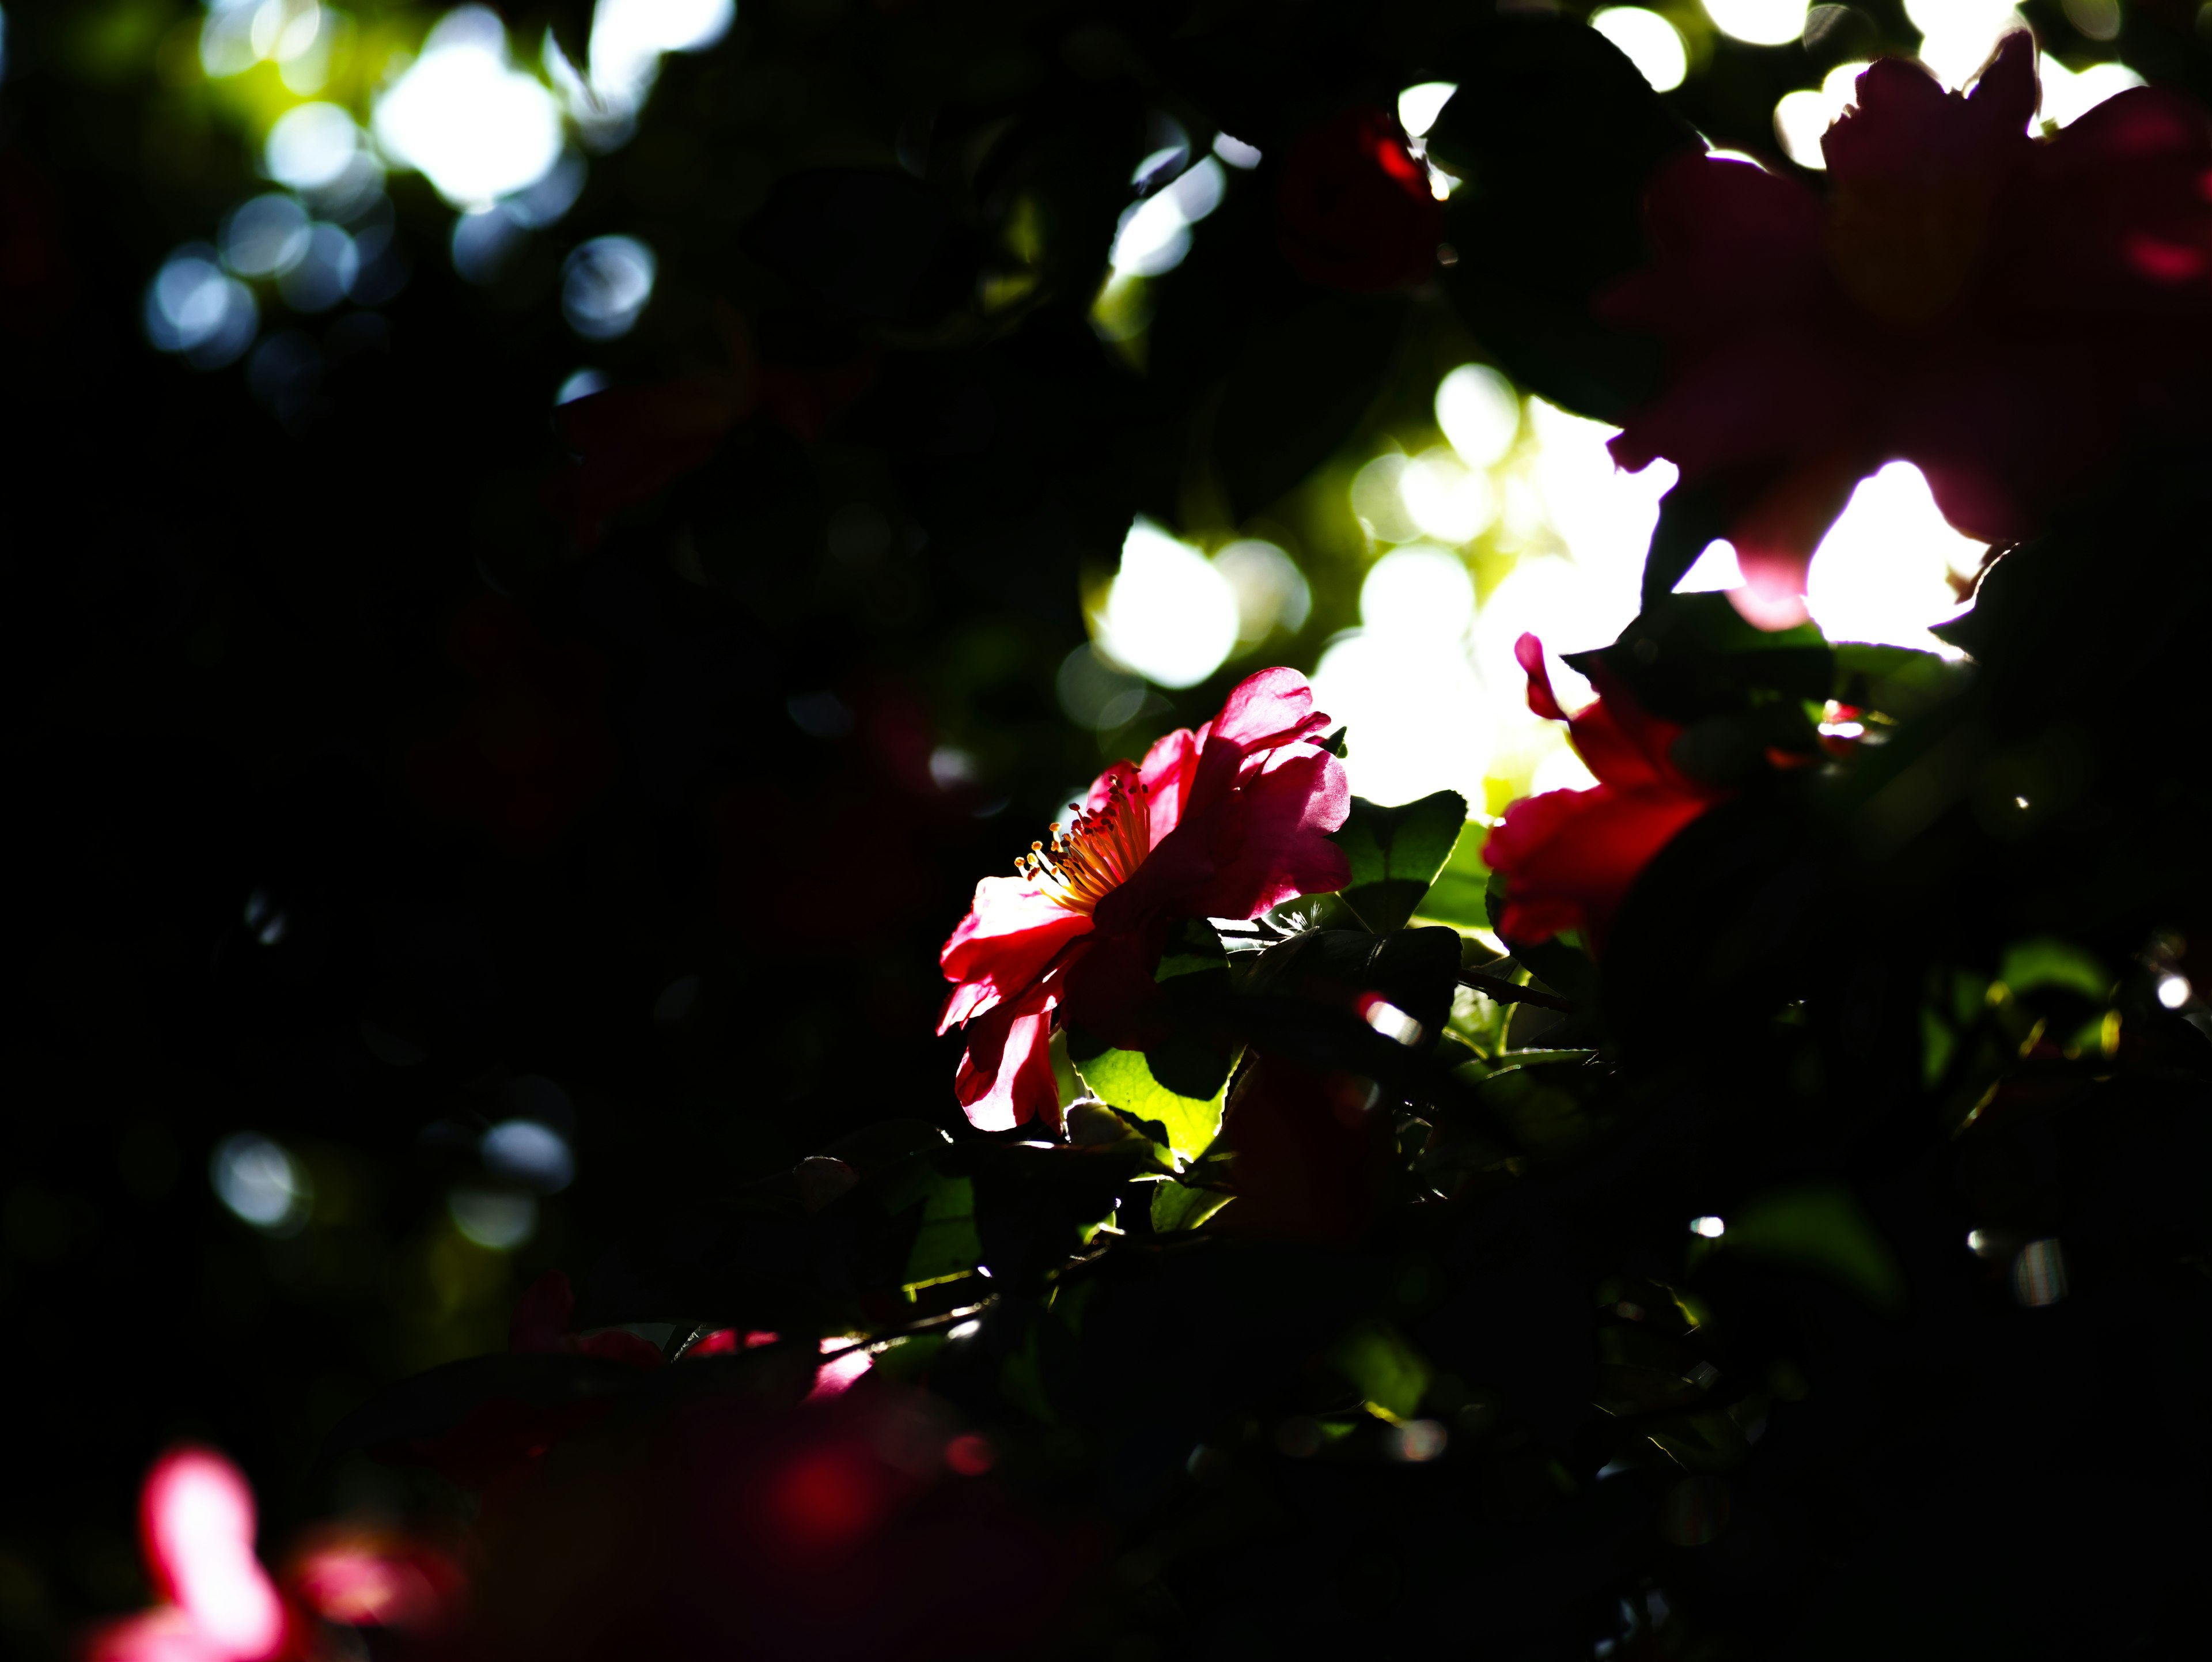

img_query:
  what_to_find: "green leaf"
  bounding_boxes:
[1074,1047,1224,1167]
[1150,1180,1233,1233]
[868,1332,946,1384]
[1327,1316,1434,1422]
[879,1158,983,1290]
[1640,478,1732,611]
[1702,1181,1906,1318]
[1642,1408,1749,1473]
[1332,791,1471,933]
[1998,937,2111,1003]
[1831,643,1965,722]
[1412,820,1493,930]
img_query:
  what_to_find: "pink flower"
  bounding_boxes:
[1480,635,1726,953]
[940,668,1351,1130]
[1603,31,2212,609]
[85,1448,293,1662]
[84,1448,464,1662]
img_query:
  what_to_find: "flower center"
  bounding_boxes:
[1017,775,1152,915]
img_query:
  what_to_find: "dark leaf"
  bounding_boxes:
[1332,790,1471,933]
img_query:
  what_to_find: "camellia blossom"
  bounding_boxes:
[1603,32,2212,611]
[1276,108,1445,291]
[1481,634,1726,952]
[940,667,1351,1131]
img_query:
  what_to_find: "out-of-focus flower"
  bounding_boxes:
[83,1449,463,1662]
[1276,108,1444,291]
[281,1528,464,1635]
[1603,32,2212,608]
[1482,634,1726,951]
[85,1448,295,1662]
[940,669,1351,1131]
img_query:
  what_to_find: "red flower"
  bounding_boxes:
[939,668,1351,1131]
[1277,108,1445,291]
[1480,634,1725,952]
[1602,32,2212,608]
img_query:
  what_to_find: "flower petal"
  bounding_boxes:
[1482,785,1712,949]
[938,876,1092,1033]
[1184,744,1352,921]
[953,982,1063,1131]
[141,1449,289,1662]
[1135,728,1203,849]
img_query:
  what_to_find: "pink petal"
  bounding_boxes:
[1135,727,1203,847]
[953,983,1062,1131]
[1185,746,1353,921]
[1205,667,1332,752]
[937,877,1092,1033]
[1965,29,2039,132]
[807,1341,874,1401]
[84,1609,233,1662]
[139,1449,287,1662]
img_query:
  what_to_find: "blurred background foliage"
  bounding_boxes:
[6,0,2212,1654]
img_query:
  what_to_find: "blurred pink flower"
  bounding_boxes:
[84,1448,294,1662]
[1604,32,2212,612]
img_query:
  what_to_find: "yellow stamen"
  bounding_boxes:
[1018,774,1153,915]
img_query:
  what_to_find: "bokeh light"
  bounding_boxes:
[211,1133,311,1233]
[1362,546,1475,641]
[481,1119,575,1194]
[145,248,260,368]
[1703,0,1806,48]
[1774,63,1866,169]
[265,103,362,191]
[1399,447,1497,544]
[1905,0,2020,90]
[448,1187,537,1250]
[1212,132,1262,169]
[556,368,609,404]
[1310,545,1488,809]
[1110,156,1226,278]
[372,7,563,209]
[1804,461,1978,655]
[562,236,657,339]
[276,224,358,311]
[1780,39,2143,164]
[2062,0,2121,41]
[222,194,311,279]
[1056,645,1148,732]
[1213,540,1311,647]
[1591,9,1688,94]
[1092,520,1240,688]
[1396,82,1457,141]
[2039,56,2144,127]
[586,0,738,122]
[1434,364,1520,468]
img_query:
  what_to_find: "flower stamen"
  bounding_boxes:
[1016,775,1153,914]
